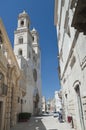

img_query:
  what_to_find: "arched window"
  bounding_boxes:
[18,49,23,56]
[32,36,34,41]
[0,35,3,44]
[20,20,24,26]
[33,69,37,82]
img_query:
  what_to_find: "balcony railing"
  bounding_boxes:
[71,0,86,34]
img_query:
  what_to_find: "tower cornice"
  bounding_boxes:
[14,28,33,39]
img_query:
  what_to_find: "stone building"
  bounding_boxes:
[46,98,55,113]
[42,96,46,113]
[54,91,62,112]
[54,0,86,130]
[0,19,23,130]
[14,11,42,115]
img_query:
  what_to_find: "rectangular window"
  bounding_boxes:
[19,38,23,44]
[18,97,20,103]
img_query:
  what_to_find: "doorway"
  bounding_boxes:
[75,85,85,130]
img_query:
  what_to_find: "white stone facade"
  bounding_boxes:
[42,96,46,113]
[54,0,86,130]
[54,91,62,112]
[14,11,42,115]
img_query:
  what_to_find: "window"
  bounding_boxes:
[21,99,23,104]
[0,30,2,35]
[32,36,34,41]
[33,69,37,82]
[65,94,67,99]
[20,20,24,26]
[18,97,20,103]
[33,56,36,62]
[0,36,3,44]
[18,49,22,56]
[19,37,23,44]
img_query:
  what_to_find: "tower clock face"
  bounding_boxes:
[33,69,37,82]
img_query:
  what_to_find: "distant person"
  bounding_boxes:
[59,113,63,122]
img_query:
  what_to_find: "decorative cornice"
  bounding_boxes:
[14,28,33,40]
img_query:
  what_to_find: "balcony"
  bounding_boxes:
[71,0,86,34]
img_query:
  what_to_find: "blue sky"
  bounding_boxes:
[0,0,60,100]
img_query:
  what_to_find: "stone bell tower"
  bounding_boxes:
[14,10,32,60]
[14,11,42,115]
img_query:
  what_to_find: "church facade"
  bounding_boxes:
[14,11,42,115]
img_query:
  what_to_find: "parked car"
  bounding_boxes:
[42,111,50,116]
[53,112,59,117]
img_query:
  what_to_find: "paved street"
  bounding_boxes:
[11,115,75,130]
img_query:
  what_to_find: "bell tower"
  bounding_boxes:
[31,28,39,54]
[14,11,32,60]
[17,10,30,30]
[14,11,42,115]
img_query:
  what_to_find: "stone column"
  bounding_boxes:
[4,66,11,130]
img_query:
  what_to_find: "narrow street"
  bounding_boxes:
[11,115,74,130]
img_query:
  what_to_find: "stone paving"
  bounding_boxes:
[11,116,75,130]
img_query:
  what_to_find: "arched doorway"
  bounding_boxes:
[74,82,85,130]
